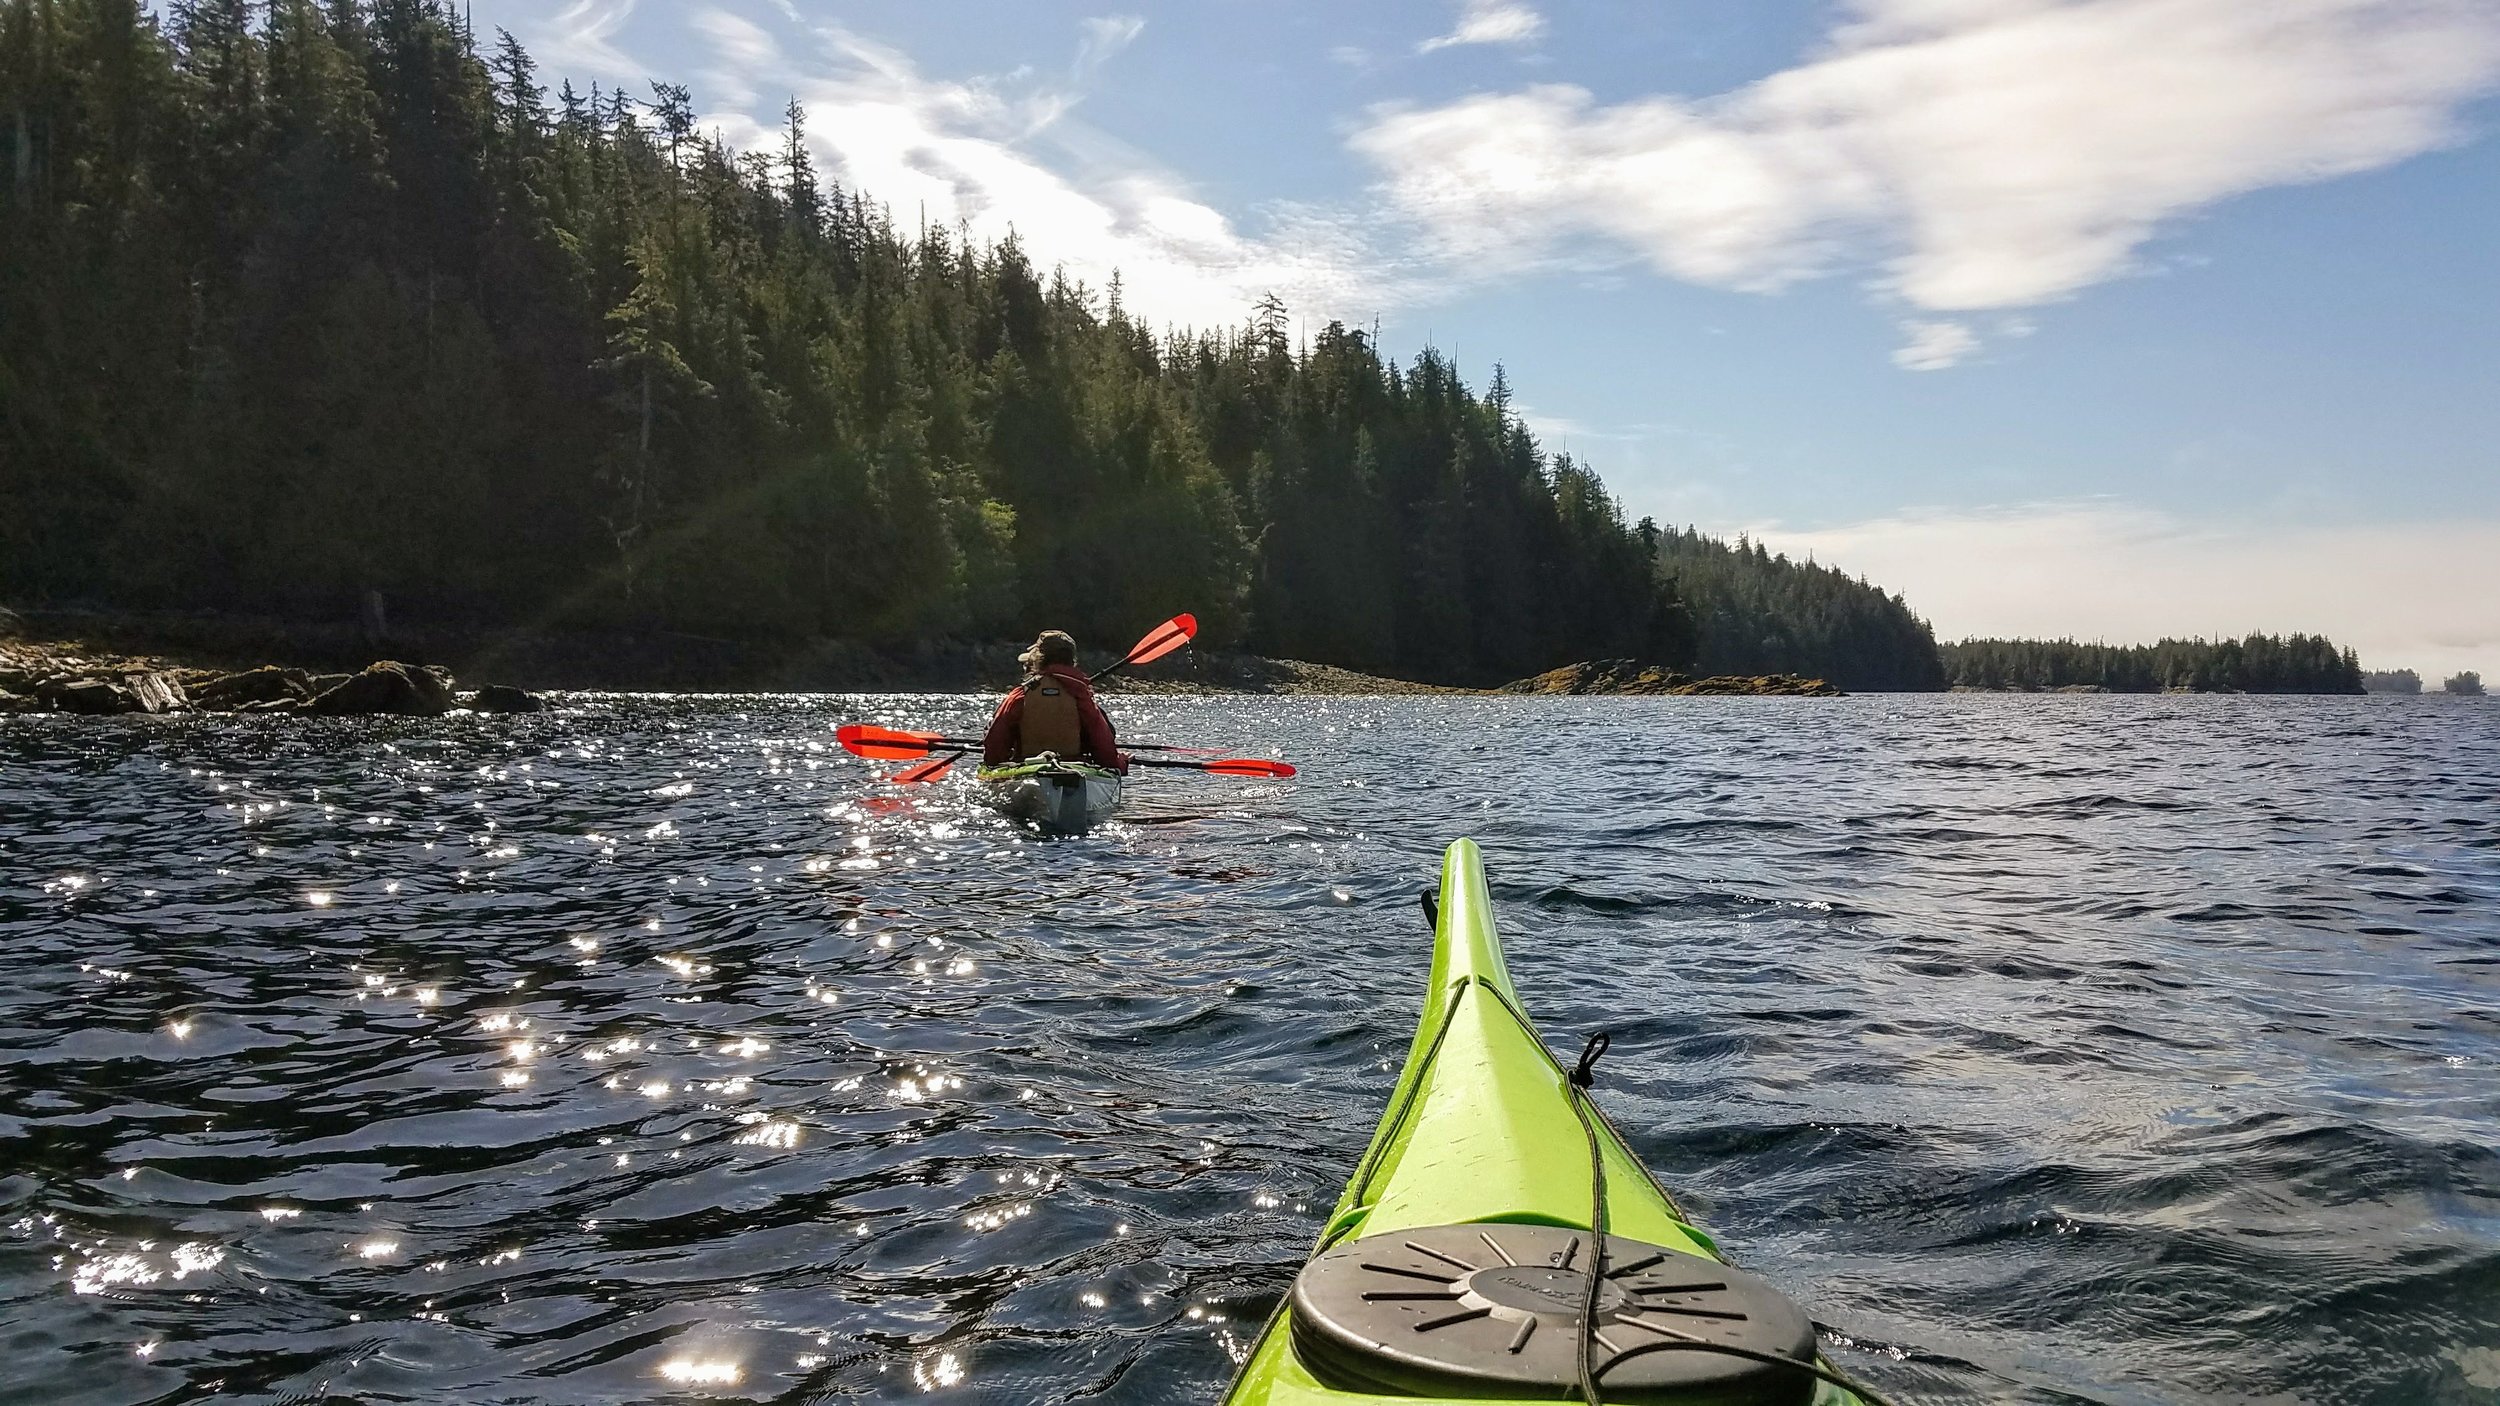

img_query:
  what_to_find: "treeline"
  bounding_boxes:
[1647,529,1945,691]
[0,0,1681,685]
[1940,635,2364,693]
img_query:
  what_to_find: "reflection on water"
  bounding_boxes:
[2,694,2497,1404]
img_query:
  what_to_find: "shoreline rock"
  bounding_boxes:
[303,661,458,717]
[1,627,550,718]
[5,609,1836,704]
[468,683,553,713]
[1503,660,1844,697]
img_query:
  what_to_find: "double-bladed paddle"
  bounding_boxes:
[835,724,1224,760]
[834,725,1296,783]
[841,615,1226,785]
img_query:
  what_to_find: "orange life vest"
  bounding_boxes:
[1015,674,1084,759]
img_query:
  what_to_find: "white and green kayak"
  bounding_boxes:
[1220,840,1876,1406]
[976,757,1121,834]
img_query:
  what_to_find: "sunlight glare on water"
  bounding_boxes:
[0,693,2495,1403]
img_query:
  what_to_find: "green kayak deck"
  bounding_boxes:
[975,758,1121,834]
[1220,839,1867,1406]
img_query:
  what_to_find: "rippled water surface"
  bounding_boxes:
[4,694,2497,1405]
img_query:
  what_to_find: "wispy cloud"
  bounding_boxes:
[1514,403,1668,446]
[645,8,1408,332]
[1420,0,1548,53]
[1077,15,1146,73]
[1892,319,1979,370]
[538,0,642,79]
[1753,501,2500,675]
[1357,0,2500,364]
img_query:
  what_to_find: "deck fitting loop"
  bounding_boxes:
[1569,1031,1612,1090]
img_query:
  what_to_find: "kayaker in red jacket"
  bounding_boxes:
[983,631,1129,774]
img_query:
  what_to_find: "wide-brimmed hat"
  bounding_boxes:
[1018,630,1078,670]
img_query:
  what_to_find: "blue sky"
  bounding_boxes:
[487,0,2500,675]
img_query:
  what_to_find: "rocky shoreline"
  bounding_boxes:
[1,605,547,716]
[2,643,550,719]
[1,608,1842,711]
[1501,659,1844,697]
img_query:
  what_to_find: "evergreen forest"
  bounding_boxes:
[0,3,2381,695]
[0,0,1700,686]
[1939,635,2365,693]
[1647,528,1945,691]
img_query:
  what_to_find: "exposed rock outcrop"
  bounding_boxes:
[466,684,551,713]
[0,618,567,719]
[194,665,314,710]
[35,670,189,714]
[125,671,187,712]
[304,661,457,716]
[44,678,132,713]
[1670,673,1842,697]
[1504,659,1843,697]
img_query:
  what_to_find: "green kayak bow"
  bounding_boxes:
[1220,840,1876,1406]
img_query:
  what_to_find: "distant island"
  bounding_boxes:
[0,7,2437,702]
[1941,636,2364,694]
[2363,668,2488,697]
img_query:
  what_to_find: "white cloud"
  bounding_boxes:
[1892,318,1979,370]
[1357,0,2500,335]
[1077,15,1146,72]
[1420,0,1548,53]
[538,0,641,79]
[612,8,1411,333]
[1751,501,2500,677]
[1513,403,1596,441]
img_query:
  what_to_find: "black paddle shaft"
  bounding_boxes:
[912,735,1203,755]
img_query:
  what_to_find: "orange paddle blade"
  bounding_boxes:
[837,724,943,760]
[893,751,962,784]
[1125,614,1197,668]
[1198,757,1294,778]
[1128,755,1295,778]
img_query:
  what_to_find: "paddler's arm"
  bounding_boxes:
[1077,687,1128,775]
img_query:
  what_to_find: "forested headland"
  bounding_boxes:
[1939,636,2365,693]
[0,0,1696,688]
[1,3,2388,698]
[1649,529,1944,691]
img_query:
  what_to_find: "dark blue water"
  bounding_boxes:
[3,694,2496,1405]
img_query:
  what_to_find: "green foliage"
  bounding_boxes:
[1647,527,1945,690]
[2444,671,2485,696]
[0,2,1684,683]
[2362,668,2421,694]
[1940,635,2365,693]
